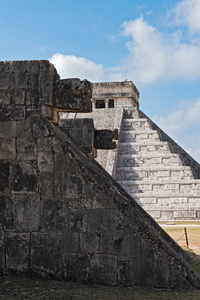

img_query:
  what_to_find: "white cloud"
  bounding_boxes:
[108,17,200,85]
[168,0,200,33]
[49,2,200,85]
[49,53,106,82]
[153,98,200,162]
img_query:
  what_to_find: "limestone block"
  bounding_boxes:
[16,119,32,137]
[68,208,87,232]
[0,73,9,89]
[80,232,99,254]
[39,172,54,199]
[11,89,25,105]
[11,61,27,73]
[6,232,30,274]
[59,118,94,155]
[17,136,37,160]
[0,89,11,105]
[63,253,90,282]
[118,259,134,286]
[0,137,16,159]
[90,254,117,286]
[10,72,26,89]
[54,78,92,112]
[25,89,39,106]
[15,193,40,231]
[63,232,80,253]
[0,227,4,275]
[139,198,157,204]
[0,194,14,228]
[26,73,39,89]
[174,211,196,219]
[0,105,25,121]
[0,61,11,72]
[31,233,63,279]
[0,121,16,138]
[41,200,68,231]
[0,161,10,193]
[62,172,83,199]
[11,161,38,192]
[37,151,53,172]
[160,211,174,220]
[27,60,39,73]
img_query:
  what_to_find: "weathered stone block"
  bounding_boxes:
[11,161,38,192]
[0,227,5,275]
[113,233,131,257]
[27,60,39,73]
[11,89,25,105]
[68,209,87,232]
[87,209,109,232]
[0,61,11,72]
[62,172,83,199]
[0,73,9,89]
[26,73,39,89]
[0,161,10,192]
[16,119,32,137]
[0,90,11,105]
[54,78,92,112]
[6,232,30,274]
[0,194,14,228]
[90,254,117,286]
[41,200,68,231]
[0,105,25,121]
[39,172,54,199]
[0,121,16,137]
[63,232,80,253]
[0,137,16,159]
[17,137,37,160]
[59,118,94,155]
[11,61,27,73]
[37,137,52,152]
[10,72,26,89]
[15,193,40,231]
[38,151,53,172]
[80,232,99,254]
[118,259,133,286]
[25,89,39,106]
[31,233,63,279]
[63,253,90,282]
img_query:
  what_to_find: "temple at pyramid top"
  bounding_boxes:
[92,80,140,109]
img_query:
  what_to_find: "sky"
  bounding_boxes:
[1,0,200,161]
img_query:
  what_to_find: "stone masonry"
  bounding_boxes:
[68,81,200,221]
[0,60,200,288]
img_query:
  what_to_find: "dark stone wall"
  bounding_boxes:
[0,60,200,289]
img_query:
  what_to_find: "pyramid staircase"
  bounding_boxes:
[115,107,200,220]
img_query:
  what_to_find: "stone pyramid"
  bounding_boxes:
[81,81,200,221]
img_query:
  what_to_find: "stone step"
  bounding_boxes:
[120,130,160,143]
[117,153,182,167]
[115,166,193,180]
[142,207,199,220]
[122,119,151,131]
[118,141,171,155]
[129,192,200,201]
[117,179,200,193]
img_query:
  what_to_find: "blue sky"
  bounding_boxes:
[1,0,200,161]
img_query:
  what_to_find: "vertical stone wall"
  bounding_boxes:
[0,60,200,289]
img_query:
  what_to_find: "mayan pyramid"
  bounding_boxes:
[67,80,200,221]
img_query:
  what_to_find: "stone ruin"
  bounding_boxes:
[0,60,200,289]
[70,81,200,221]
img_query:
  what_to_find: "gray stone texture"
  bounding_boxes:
[0,60,199,289]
